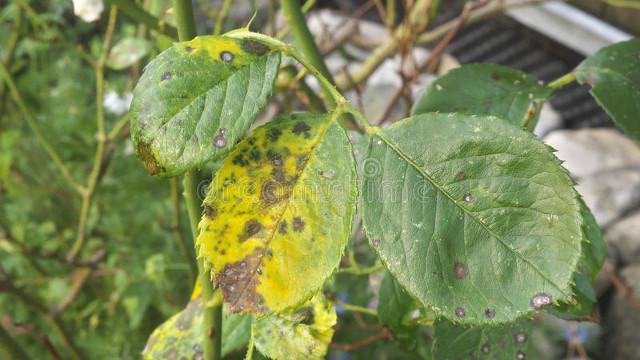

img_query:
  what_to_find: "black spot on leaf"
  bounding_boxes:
[279,221,287,234]
[453,262,467,279]
[243,219,262,240]
[220,51,234,62]
[484,308,496,318]
[292,217,305,232]
[185,46,195,52]
[203,205,217,219]
[266,128,282,142]
[161,72,172,81]
[241,39,270,55]
[455,307,465,318]
[292,121,311,137]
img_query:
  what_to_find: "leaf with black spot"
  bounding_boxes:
[142,284,252,359]
[197,112,357,314]
[129,35,281,176]
[362,113,583,324]
[252,293,336,360]
[432,317,533,359]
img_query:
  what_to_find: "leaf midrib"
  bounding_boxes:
[373,130,571,294]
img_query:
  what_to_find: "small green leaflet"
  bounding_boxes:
[432,317,533,359]
[576,38,640,141]
[411,64,551,131]
[129,35,281,176]
[252,294,336,360]
[362,113,583,324]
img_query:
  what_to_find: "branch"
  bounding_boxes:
[336,0,552,90]
[106,0,178,39]
[0,325,29,360]
[330,328,393,351]
[170,177,197,284]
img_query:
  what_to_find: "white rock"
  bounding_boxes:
[534,103,563,138]
[576,169,640,227]
[72,0,103,22]
[544,129,640,179]
[605,210,640,265]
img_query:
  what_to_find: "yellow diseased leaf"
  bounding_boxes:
[197,112,356,314]
[252,293,337,360]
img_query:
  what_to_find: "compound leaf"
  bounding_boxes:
[412,64,551,131]
[432,317,533,359]
[252,293,336,360]
[362,113,583,324]
[197,112,357,314]
[130,35,281,176]
[576,38,640,141]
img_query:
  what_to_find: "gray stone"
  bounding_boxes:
[603,264,640,359]
[544,129,640,179]
[576,169,640,227]
[533,103,563,138]
[605,210,640,265]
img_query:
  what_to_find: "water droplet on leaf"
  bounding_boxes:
[530,292,552,310]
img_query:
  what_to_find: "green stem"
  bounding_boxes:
[183,172,222,360]
[214,0,233,35]
[336,301,378,316]
[174,0,197,41]
[338,264,385,275]
[245,329,255,360]
[548,71,576,90]
[171,177,197,284]
[0,326,29,360]
[107,0,178,39]
[173,2,221,358]
[280,0,336,108]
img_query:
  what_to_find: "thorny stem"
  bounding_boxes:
[548,71,577,90]
[67,6,119,261]
[173,1,222,358]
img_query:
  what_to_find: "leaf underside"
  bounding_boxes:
[197,112,356,315]
[432,317,533,359]
[411,64,551,131]
[130,35,281,176]
[576,38,640,141]
[252,293,336,360]
[362,113,583,324]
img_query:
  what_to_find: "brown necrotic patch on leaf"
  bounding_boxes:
[135,141,165,175]
[242,219,262,241]
[216,248,267,313]
[241,39,270,55]
[293,217,305,232]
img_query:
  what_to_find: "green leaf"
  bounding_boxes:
[378,271,413,331]
[362,113,583,324]
[197,112,357,314]
[130,35,281,176]
[142,296,252,359]
[411,64,551,131]
[578,198,606,281]
[252,293,336,360]
[576,38,640,140]
[107,37,152,70]
[432,317,533,359]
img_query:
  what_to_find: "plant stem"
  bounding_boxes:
[0,326,29,360]
[183,172,222,360]
[173,3,221,358]
[336,301,378,316]
[548,71,576,90]
[280,0,336,108]
[68,6,119,261]
[174,0,197,41]
[214,0,233,35]
[107,0,178,39]
[338,264,385,275]
[171,177,197,284]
